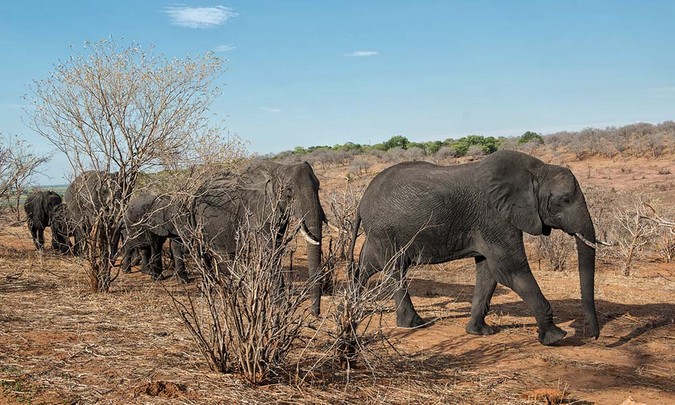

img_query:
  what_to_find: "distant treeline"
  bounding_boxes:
[274,121,675,164]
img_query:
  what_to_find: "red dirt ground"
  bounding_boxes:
[1,154,674,404]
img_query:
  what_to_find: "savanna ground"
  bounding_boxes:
[1,152,674,404]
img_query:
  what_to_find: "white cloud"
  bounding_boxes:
[262,107,282,113]
[214,44,236,52]
[345,51,378,57]
[163,6,237,29]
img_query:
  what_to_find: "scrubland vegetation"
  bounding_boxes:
[1,39,674,403]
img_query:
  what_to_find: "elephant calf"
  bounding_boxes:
[350,150,601,346]
[117,193,189,283]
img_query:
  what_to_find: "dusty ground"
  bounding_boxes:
[1,154,674,404]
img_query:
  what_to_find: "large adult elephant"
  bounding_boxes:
[52,171,121,255]
[194,160,326,315]
[350,150,601,345]
[117,193,189,283]
[23,190,62,250]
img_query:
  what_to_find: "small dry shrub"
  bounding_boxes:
[170,192,313,384]
[612,197,658,276]
[536,230,575,271]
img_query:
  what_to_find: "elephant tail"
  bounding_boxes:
[346,210,361,279]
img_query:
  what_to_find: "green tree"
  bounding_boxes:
[518,131,545,145]
[383,135,410,150]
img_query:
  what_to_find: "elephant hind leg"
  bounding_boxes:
[466,256,498,336]
[359,241,424,328]
[30,226,44,250]
[170,240,190,284]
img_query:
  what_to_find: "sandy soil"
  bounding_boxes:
[1,155,674,404]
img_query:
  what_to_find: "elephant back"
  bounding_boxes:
[125,193,182,237]
[191,171,254,252]
[64,171,121,225]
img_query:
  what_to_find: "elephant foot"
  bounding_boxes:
[538,325,567,346]
[465,320,497,336]
[311,302,321,317]
[396,312,426,329]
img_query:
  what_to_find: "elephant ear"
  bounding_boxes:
[477,150,544,235]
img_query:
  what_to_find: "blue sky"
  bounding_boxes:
[2,1,675,184]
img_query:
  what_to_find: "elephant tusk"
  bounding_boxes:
[574,233,611,249]
[300,223,321,245]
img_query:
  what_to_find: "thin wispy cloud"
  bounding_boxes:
[163,6,237,29]
[345,51,378,57]
[214,44,236,52]
[262,107,282,113]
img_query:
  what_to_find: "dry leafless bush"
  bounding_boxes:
[612,197,658,276]
[0,134,49,223]
[348,159,371,176]
[583,186,617,262]
[299,240,412,382]
[26,38,226,292]
[324,178,366,261]
[169,187,314,384]
[641,203,675,263]
[536,230,575,271]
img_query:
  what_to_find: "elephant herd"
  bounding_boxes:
[23,151,603,345]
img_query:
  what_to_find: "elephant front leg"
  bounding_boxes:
[507,268,566,345]
[466,256,498,336]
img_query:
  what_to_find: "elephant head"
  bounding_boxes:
[477,150,600,339]
[246,160,326,314]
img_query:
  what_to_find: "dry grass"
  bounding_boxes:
[2,153,675,404]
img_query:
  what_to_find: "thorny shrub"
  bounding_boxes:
[169,189,314,384]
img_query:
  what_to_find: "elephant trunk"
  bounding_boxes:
[574,218,600,339]
[301,195,324,317]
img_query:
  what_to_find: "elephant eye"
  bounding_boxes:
[549,194,570,208]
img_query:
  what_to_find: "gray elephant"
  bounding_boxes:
[349,150,600,345]
[193,160,326,314]
[117,193,189,283]
[52,171,121,256]
[23,190,63,250]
